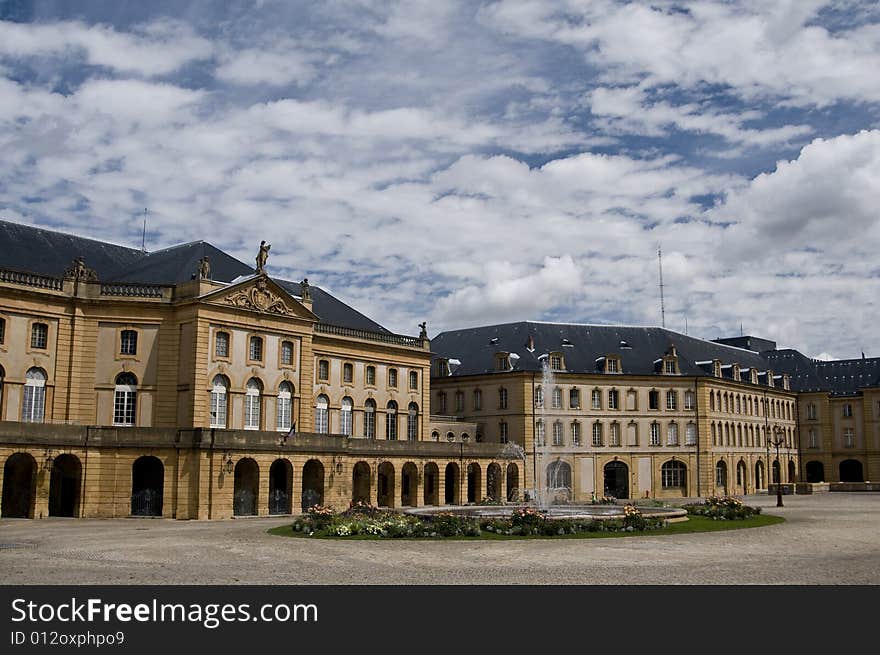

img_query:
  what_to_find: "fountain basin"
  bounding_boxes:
[405,504,687,522]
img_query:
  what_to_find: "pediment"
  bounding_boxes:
[201,275,317,320]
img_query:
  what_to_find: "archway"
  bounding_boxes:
[131,456,164,517]
[787,460,796,483]
[755,461,765,489]
[423,463,439,505]
[301,459,325,510]
[377,462,395,507]
[486,463,502,502]
[401,462,418,507]
[49,454,81,517]
[506,463,519,502]
[806,461,825,483]
[466,462,482,503]
[660,460,687,495]
[603,461,629,499]
[233,458,259,516]
[352,461,371,504]
[546,460,572,502]
[772,460,781,484]
[716,460,729,494]
[736,460,748,493]
[444,463,459,505]
[269,459,292,515]
[2,453,37,518]
[839,459,864,483]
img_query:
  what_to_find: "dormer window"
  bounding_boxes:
[751,369,758,384]
[496,352,511,371]
[605,356,620,374]
[732,364,740,380]
[549,353,564,371]
[664,359,677,375]
[436,359,450,377]
[783,374,790,391]
[713,360,721,378]
[767,370,775,388]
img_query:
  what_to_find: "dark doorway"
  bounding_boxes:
[352,461,371,504]
[423,463,439,505]
[377,462,395,507]
[401,462,418,507]
[787,460,796,483]
[49,454,81,517]
[131,456,164,517]
[486,463,502,502]
[603,461,629,499]
[755,461,765,489]
[506,463,519,502]
[772,460,780,484]
[301,460,325,511]
[2,453,37,518]
[466,463,481,503]
[269,459,292,515]
[233,458,259,516]
[839,459,864,483]
[444,463,459,505]
[806,461,825,483]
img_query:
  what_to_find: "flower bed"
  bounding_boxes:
[291,502,666,538]
[683,496,762,520]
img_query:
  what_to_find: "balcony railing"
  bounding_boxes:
[0,268,63,290]
[315,322,425,348]
[100,283,165,298]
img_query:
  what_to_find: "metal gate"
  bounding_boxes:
[269,489,290,515]
[130,489,162,517]
[233,489,257,516]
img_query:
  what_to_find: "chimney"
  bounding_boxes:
[526,335,535,352]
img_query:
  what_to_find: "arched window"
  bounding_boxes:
[407,402,419,441]
[113,372,138,426]
[661,460,687,488]
[386,401,398,440]
[210,375,229,428]
[244,378,262,430]
[338,396,352,436]
[120,329,138,355]
[431,430,440,441]
[364,399,376,439]
[552,420,563,445]
[715,460,727,487]
[22,367,47,422]
[315,394,329,434]
[277,382,293,432]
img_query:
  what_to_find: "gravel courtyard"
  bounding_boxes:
[1,493,878,585]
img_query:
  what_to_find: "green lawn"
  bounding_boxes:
[267,513,784,541]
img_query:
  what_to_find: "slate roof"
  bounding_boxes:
[0,219,389,333]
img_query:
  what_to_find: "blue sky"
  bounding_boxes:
[1,1,878,358]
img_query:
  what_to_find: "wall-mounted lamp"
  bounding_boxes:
[223,450,234,474]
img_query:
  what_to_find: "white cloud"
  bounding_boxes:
[215,47,320,87]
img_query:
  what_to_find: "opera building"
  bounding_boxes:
[0,220,877,519]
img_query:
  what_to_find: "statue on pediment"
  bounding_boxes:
[198,256,211,280]
[301,278,311,302]
[64,256,97,282]
[256,240,271,274]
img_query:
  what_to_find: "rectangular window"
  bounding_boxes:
[245,395,261,430]
[249,336,263,362]
[343,362,353,383]
[666,391,677,411]
[31,323,48,349]
[473,389,482,411]
[120,330,138,356]
[807,404,817,420]
[552,388,562,409]
[626,390,637,411]
[844,428,854,448]
[314,406,328,434]
[536,421,545,446]
[591,389,601,409]
[366,366,376,386]
[664,359,676,374]
[409,371,418,390]
[22,385,45,422]
[550,354,563,370]
[438,392,447,414]
[843,404,853,418]
[281,341,294,366]
[667,423,679,446]
[499,387,508,409]
[606,358,619,373]
[386,410,397,440]
[808,430,817,448]
[215,332,229,358]
[684,391,695,411]
[210,390,227,428]
[608,389,619,410]
[569,388,580,409]
[500,422,508,444]
[318,359,329,380]
[685,423,697,445]
[650,423,661,446]
[455,391,464,412]
[571,422,580,446]
[364,409,375,439]
[534,387,543,409]
[552,422,563,446]
[341,409,352,437]
[0,317,5,344]
[277,396,292,432]
[113,389,137,426]
[649,390,659,410]
[592,423,603,447]
[610,423,620,446]
[388,368,398,387]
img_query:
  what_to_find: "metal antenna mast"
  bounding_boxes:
[658,245,666,328]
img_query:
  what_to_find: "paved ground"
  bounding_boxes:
[1,493,878,584]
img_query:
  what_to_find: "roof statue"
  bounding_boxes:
[419,322,428,339]
[198,255,211,280]
[64,256,97,282]
[255,240,271,274]
[300,278,311,302]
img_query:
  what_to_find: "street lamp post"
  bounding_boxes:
[770,426,785,507]
[460,434,469,505]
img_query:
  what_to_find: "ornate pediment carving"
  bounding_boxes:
[223,277,294,316]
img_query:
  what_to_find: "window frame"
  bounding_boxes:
[119,328,139,357]
[29,321,49,351]
[213,330,231,361]
[280,340,296,368]
[247,334,264,364]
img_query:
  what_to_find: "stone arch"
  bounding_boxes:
[755,460,765,489]
[486,462,502,502]
[466,462,482,503]
[839,459,864,483]
[806,460,824,483]
[787,459,796,483]
[736,459,748,492]
[352,461,371,504]
[49,454,82,517]
[377,462,395,507]
[401,462,419,507]
[547,460,572,502]
[131,455,164,517]
[423,462,439,506]
[603,460,629,499]
[301,459,325,510]
[506,463,519,502]
[233,457,259,516]
[268,459,293,515]
[444,463,459,505]
[2,452,37,518]
[715,459,728,494]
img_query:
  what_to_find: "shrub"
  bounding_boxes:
[684,496,761,520]
[426,512,480,537]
